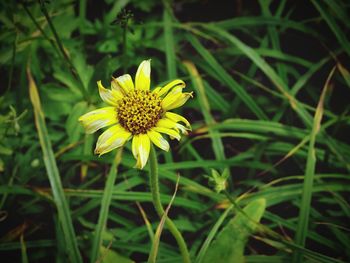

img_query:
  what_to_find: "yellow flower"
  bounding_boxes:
[79,60,192,169]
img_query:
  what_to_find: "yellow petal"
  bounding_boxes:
[157,118,189,135]
[115,74,134,94]
[147,129,170,151]
[78,107,117,134]
[161,89,193,110]
[135,60,151,91]
[132,134,151,169]
[94,124,131,155]
[111,78,126,94]
[98,81,123,106]
[165,112,191,128]
[152,86,162,94]
[156,118,177,129]
[157,79,186,97]
[153,126,181,141]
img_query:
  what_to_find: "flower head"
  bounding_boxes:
[79,60,192,169]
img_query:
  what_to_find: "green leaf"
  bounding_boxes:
[100,246,133,263]
[202,198,266,263]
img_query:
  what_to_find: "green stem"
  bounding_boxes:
[149,145,191,263]
[22,3,61,57]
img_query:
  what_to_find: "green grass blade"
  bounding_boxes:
[148,175,180,263]
[260,0,288,84]
[202,199,266,263]
[90,148,123,263]
[183,60,226,162]
[186,34,268,120]
[292,67,335,262]
[195,206,233,263]
[203,24,312,126]
[20,235,28,263]
[27,67,82,263]
[311,0,350,57]
[163,1,177,79]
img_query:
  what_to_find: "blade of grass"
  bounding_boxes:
[20,234,28,263]
[148,145,191,263]
[202,199,266,263]
[193,24,350,167]
[162,1,177,166]
[148,174,180,263]
[203,24,312,126]
[292,67,336,262]
[183,60,226,162]
[311,0,350,57]
[259,0,288,84]
[27,66,82,263]
[195,206,233,263]
[90,148,123,263]
[186,34,268,120]
[79,0,86,34]
[163,0,177,79]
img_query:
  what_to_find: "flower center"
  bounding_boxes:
[117,90,163,135]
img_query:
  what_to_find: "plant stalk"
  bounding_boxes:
[149,145,191,263]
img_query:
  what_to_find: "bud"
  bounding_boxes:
[206,168,229,193]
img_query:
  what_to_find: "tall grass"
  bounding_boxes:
[0,0,349,262]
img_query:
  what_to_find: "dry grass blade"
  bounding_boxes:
[148,174,181,263]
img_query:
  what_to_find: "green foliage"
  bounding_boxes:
[202,199,266,263]
[1,0,350,262]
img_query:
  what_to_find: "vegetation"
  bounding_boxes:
[1,0,349,262]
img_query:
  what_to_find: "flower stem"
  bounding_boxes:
[149,145,191,263]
